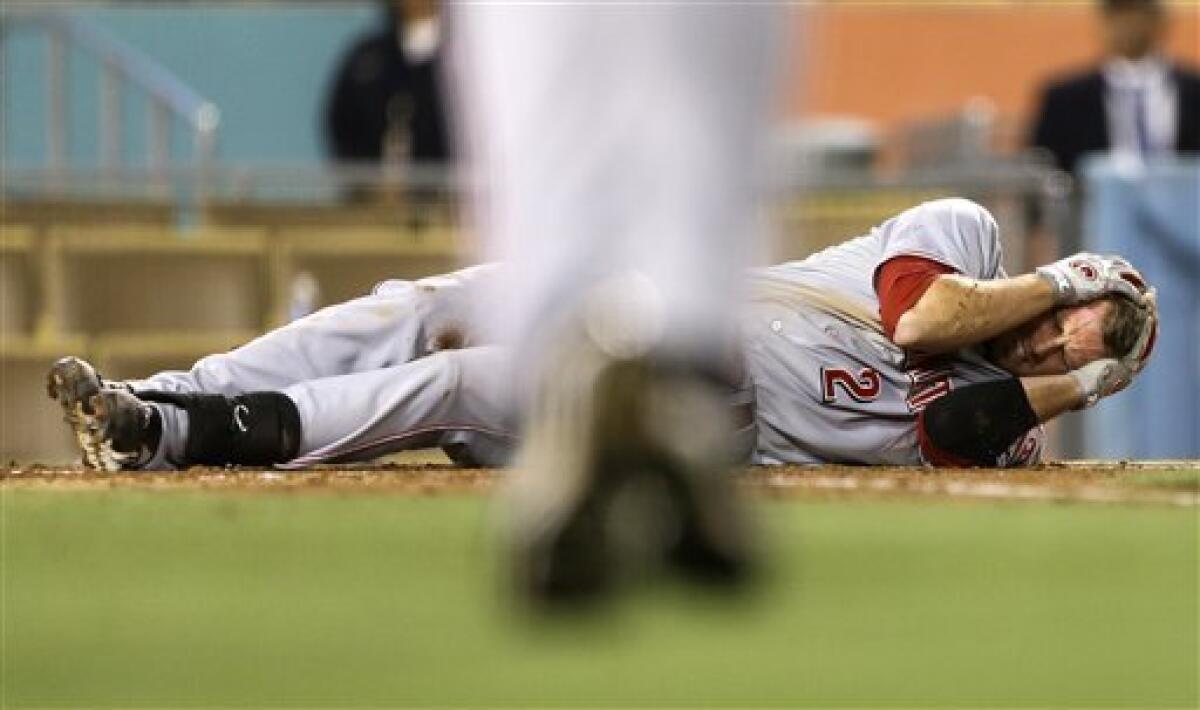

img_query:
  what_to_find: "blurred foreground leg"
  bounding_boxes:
[506,344,756,604]
[452,3,786,604]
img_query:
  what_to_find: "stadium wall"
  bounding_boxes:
[4,2,1199,167]
[792,3,1200,130]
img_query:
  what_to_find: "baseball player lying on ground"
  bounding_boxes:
[49,198,1157,471]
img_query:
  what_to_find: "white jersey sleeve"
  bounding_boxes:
[874,198,1006,281]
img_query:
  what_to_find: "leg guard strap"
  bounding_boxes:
[138,391,302,466]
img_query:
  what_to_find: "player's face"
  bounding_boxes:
[987,300,1113,377]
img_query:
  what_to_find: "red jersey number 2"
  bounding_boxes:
[821,367,882,404]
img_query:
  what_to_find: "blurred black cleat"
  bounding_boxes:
[506,351,756,609]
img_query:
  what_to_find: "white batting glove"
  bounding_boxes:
[1125,287,1158,374]
[1070,358,1135,408]
[1069,291,1158,408]
[1036,252,1144,306]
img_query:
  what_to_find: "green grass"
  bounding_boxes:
[1,491,1196,708]
[1128,468,1200,492]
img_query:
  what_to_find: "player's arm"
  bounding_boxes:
[919,291,1156,467]
[884,256,1144,355]
[917,378,1038,467]
[917,375,1071,467]
[1018,374,1088,421]
[891,273,1055,354]
[918,371,1119,467]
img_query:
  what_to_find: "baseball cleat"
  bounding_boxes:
[631,364,756,588]
[47,357,160,471]
[506,350,755,607]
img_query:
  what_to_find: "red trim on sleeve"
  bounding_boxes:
[916,410,973,468]
[876,256,957,338]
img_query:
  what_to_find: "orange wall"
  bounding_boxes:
[788,3,1200,128]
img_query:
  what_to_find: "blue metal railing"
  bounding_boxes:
[1,7,220,173]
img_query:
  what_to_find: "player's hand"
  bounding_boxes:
[1036,252,1145,306]
[1069,290,1157,408]
[1069,358,1134,408]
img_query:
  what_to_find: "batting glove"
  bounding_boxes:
[1069,289,1158,408]
[1070,358,1134,408]
[1036,252,1144,306]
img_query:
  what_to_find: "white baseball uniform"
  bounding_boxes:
[130,199,1041,469]
[130,265,518,469]
[744,198,1044,466]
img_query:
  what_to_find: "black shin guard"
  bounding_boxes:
[137,391,302,466]
[919,378,1038,466]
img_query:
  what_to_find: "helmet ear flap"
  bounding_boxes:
[1101,257,1157,370]
[1135,294,1158,367]
[1140,322,1157,366]
[1117,267,1147,293]
[1124,279,1157,369]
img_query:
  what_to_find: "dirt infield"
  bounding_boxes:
[3,460,1197,506]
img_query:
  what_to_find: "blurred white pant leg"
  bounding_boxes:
[454,3,784,367]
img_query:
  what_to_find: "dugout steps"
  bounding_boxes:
[203,199,455,231]
[2,198,177,229]
[268,226,461,324]
[45,226,269,339]
[4,223,463,336]
[1,226,37,337]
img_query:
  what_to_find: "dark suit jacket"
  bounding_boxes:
[324,30,449,165]
[1029,62,1200,176]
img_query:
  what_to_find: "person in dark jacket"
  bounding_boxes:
[324,0,449,171]
[1029,0,1200,177]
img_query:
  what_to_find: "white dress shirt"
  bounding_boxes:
[1104,55,1179,159]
